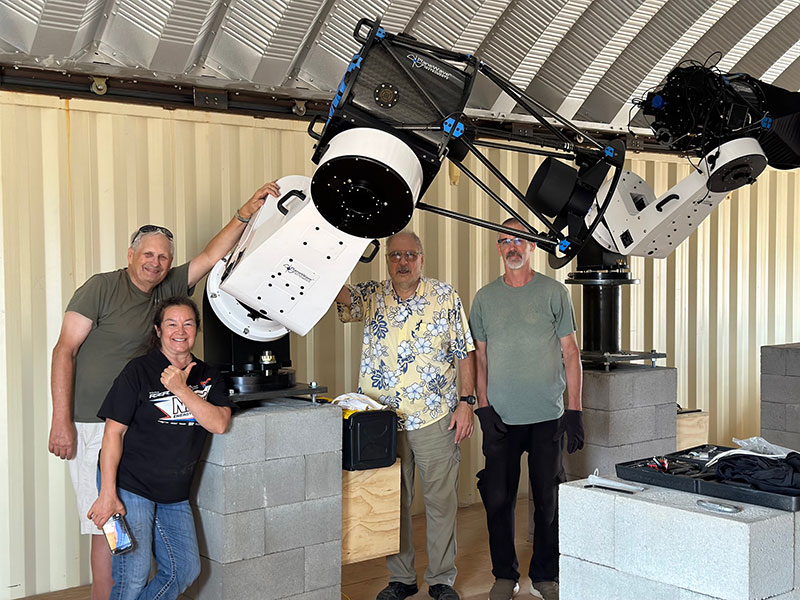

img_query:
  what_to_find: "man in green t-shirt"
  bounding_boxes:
[469,218,584,600]
[47,180,279,600]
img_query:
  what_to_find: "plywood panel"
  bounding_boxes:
[341,462,401,565]
[677,412,710,451]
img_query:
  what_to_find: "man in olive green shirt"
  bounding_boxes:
[470,218,583,600]
[48,180,279,600]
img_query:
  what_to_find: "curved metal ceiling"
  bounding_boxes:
[1,0,799,133]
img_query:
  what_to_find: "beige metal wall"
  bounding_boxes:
[1,89,799,596]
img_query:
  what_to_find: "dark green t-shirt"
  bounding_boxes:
[469,273,576,425]
[66,264,191,422]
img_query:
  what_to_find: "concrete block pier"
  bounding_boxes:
[563,364,677,479]
[762,343,800,451]
[186,398,343,600]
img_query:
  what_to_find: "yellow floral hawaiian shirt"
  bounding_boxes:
[337,277,474,431]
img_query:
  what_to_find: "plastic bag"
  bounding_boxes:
[332,393,386,413]
[732,435,793,457]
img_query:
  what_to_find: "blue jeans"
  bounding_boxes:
[98,472,201,600]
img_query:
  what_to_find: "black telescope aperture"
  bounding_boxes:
[525,157,578,218]
[311,156,415,239]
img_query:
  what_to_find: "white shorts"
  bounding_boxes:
[68,422,105,535]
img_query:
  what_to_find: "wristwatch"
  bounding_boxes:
[459,395,477,405]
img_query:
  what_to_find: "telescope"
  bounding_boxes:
[207,19,800,366]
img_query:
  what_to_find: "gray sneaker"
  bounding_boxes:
[530,581,559,600]
[488,578,519,600]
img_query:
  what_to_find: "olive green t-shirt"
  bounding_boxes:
[67,263,192,422]
[469,273,576,425]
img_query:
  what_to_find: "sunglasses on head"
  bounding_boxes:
[131,225,174,245]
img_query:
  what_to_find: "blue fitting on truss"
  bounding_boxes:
[443,117,464,138]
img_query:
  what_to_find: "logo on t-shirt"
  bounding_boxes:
[149,379,212,425]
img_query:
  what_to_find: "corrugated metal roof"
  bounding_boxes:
[1,0,798,132]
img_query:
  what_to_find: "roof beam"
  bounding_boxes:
[558,0,667,120]
[761,38,800,84]
[490,0,592,116]
[715,0,800,74]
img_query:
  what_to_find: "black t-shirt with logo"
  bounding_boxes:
[98,350,234,503]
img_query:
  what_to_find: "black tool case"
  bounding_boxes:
[615,444,800,511]
[342,409,398,471]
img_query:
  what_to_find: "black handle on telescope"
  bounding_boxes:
[656,194,679,213]
[277,189,306,215]
[359,240,381,263]
[354,18,378,43]
[307,115,323,141]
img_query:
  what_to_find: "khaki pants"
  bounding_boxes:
[387,416,461,587]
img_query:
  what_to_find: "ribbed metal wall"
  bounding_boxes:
[1,90,799,595]
[0,91,317,597]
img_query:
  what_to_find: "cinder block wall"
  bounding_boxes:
[560,480,798,600]
[563,365,677,478]
[761,344,800,451]
[187,399,343,600]
[531,365,677,543]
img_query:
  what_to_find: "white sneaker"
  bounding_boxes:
[530,581,559,600]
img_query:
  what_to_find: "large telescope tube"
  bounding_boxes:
[311,128,424,238]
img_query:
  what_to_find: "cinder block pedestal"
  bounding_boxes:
[761,343,800,451]
[186,398,343,600]
[560,479,799,600]
[563,364,677,478]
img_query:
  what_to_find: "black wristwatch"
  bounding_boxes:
[459,395,477,405]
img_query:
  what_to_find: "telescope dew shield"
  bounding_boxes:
[311,128,424,238]
[525,157,578,219]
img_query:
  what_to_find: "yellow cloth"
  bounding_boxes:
[337,277,474,431]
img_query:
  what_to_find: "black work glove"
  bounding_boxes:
[557,409,584,454]
[476,405,508,456]
[475,405,508,436]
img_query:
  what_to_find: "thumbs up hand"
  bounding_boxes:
[161,362,196,395]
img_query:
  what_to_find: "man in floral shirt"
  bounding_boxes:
[336,230,476,600]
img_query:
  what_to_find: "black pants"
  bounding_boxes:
[477,417,565,583]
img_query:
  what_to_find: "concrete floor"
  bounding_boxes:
[27,502,535,600]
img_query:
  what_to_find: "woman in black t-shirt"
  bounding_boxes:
[88,296,234,600]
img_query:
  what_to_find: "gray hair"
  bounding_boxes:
[386,230,424,253]
[129,225,175,256]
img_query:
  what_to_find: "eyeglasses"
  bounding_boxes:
[497,237,527,247]
[387,250,423,263]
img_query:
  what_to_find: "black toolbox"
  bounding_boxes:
[615,444,800,511]
[342,410,398,471]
